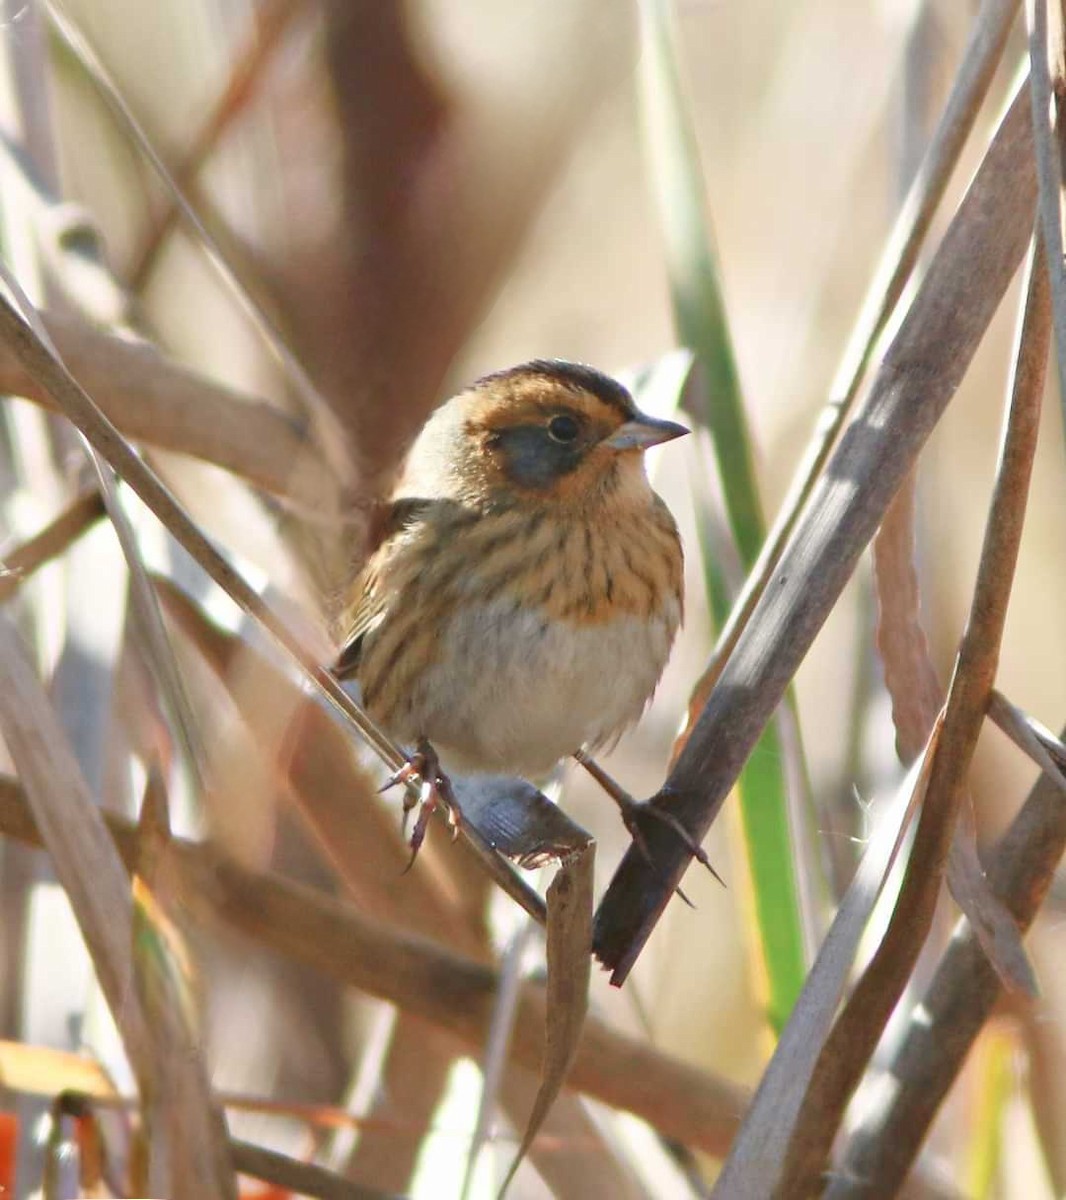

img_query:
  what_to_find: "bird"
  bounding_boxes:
[334,359,699,862]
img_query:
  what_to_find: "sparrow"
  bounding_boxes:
[335,359,692,858]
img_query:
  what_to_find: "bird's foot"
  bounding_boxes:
[574,750,722,890]
[380,739,461,867]
[620,797,724,890]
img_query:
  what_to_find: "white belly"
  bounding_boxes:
[403,596,680,778]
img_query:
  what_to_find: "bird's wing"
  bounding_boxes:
[334,497,434,679]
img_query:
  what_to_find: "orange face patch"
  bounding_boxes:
[453,374,634,504]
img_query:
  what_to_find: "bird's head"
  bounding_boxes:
[403,360,688,510]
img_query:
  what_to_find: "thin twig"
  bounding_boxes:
[1027,0,1066,424]
[0,487,103,602]
[95,446,209,794]
[988,688,1066,776]
[51,1080,615,1151]
[128,0,306,289]
[873,471,1036,996]
[229,1139,391,1200]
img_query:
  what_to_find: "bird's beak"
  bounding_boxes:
[602,411,689,451]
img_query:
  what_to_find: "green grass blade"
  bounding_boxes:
[638,0,808,1030]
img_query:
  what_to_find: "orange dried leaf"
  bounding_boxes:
[0,1041,115,1099]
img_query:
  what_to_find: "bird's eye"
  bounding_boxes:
[547,414,580,443]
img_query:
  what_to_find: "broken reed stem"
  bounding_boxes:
[594,77,1038,981]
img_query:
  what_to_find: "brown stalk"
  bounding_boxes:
[134,772,237,1199]
[873,474,1036,994]
[230,1139,389,1200]
[873,475,945,758]
[0,487,103,602]
[988,688,1066,775]
[72,1081,620,1153]
[0,774,749,1158]
[825,726,1066,1197]
[0,620,236,1199]
[0,621,152,1067]
[593,78,1038,981]
[5,1059,624,1157]
[1027,0,1066,413]
[1017,993,1066,1195]
[0,1040,416,1198]
[779,240,1048,1194]
[672,0,1021,755]
[0,311,332,505]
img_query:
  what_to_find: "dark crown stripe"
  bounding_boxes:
[473,359,635,417]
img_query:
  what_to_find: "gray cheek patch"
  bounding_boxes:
[492,426,585,489]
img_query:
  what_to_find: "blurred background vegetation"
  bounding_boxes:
[0,0,1064,1196]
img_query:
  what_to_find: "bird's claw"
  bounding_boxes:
[381,740,461,870]
[623,799,725,888]
[380,759,422,794]
[574,750,720,891]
